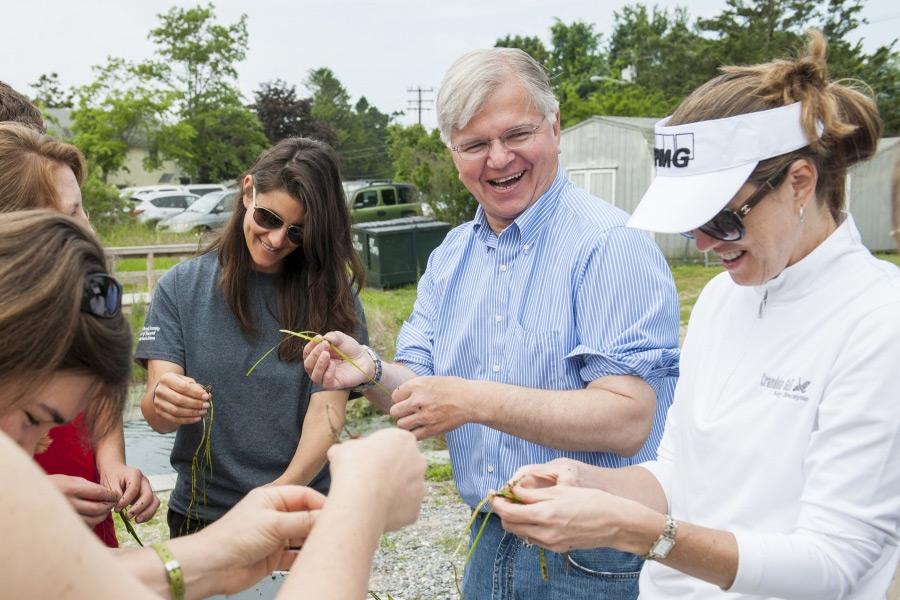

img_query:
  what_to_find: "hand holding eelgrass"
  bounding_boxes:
[142,368,212,434]
[491,458,669,557]
[302,331,376,391]
[302,331,478,440]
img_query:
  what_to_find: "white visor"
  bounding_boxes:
[628,102,819,234]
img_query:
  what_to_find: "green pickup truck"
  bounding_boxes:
[349,182,424,223]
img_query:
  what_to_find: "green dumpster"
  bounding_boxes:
[411,218,452,273]
[352,217,451,289]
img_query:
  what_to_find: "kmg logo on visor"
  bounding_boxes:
[654,132,694,169]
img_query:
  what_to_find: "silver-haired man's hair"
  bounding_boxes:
[436,47,559,144]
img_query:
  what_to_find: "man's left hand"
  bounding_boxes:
[390,376,473,439]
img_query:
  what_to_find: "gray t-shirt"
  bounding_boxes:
[136,251,367,522]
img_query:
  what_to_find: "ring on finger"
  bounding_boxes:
[523,536,533,548]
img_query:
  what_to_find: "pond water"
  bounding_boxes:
[122,385,445,478]
[123,385,176,476]
[123,418,177,476]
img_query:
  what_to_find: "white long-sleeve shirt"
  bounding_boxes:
[641,215,900,599]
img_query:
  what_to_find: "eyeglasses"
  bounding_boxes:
[682,166,789,242]
[81,273,122,319]
[451,117,547,161]
[251,187,304,245]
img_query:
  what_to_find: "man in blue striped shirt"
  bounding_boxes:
[304,47,679,599]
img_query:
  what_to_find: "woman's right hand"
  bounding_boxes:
[302,331,371,390]
[327,428,425,532]
[150,372,211,426]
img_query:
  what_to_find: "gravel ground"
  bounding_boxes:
[368,479,471,600]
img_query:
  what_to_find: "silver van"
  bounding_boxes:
[157,189,236,233]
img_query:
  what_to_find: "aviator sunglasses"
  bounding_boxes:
[683,165,790,242]
[81,273,123,318]
[251,186,304,245]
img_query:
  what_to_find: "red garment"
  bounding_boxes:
[33,413,119,548]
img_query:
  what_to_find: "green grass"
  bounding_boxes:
[114,491,170,547]
[359,285,417,361]
[668,263,724,326]
[96,218,203,247]
[116,256,184,272]
[426,461,453,482]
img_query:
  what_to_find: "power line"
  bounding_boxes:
[407,86,434,126]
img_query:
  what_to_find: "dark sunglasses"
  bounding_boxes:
[81,273,123,319]
[683,166,789,242]
[251,187,304,245]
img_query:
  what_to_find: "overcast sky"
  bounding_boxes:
[2,0,898,130]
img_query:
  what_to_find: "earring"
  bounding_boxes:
[799,204,805,223]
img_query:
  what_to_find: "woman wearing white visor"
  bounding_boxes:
[492,30,900,599]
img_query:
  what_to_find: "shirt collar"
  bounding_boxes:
[755,212,857,303]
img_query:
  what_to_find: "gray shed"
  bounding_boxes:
[559,116,702,261]
[847,137,900,253]
[561,116,900,260]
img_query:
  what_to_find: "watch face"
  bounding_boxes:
[653,537,675,556]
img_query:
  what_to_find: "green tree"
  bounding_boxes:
[29,72,73,109]
[306,67,354,143]
[342,97,393,180]
[697,0,900,134]
[546,20,608,99]
[388,124,476,226]
[608,5,714,104]
[69,58,190,184]
[251,79,337,146]
[305,68,394,180]
[495,35,550,66]
[143,3,268,181]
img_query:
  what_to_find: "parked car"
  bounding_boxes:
[131,191,199,224]
[184,183,228,197]
[157,189,236,233]
[349,182,423,223]
[119,184,186,199]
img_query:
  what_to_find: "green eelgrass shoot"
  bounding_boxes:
[450,479,552,599]
[118,510,144,546]
[181,384,214,536]
[247,330,390,396]
[105,475,143,546]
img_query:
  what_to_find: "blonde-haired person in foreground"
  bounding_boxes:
[0,120,159,545]
[0,210,425,599]
[492,31,900,599]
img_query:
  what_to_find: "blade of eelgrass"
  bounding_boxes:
[247,329,390,395]
[118,510,143,546]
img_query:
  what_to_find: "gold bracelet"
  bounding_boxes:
[151,543,185,600]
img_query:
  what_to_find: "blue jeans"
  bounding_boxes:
[461,512,642,600]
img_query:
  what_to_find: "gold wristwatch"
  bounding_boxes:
[642,515,678,561]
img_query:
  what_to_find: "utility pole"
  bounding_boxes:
[407,86,434,126]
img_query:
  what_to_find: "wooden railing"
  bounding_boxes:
[105,243,205,303]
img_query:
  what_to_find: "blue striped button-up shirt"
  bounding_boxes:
[395,168,680,508]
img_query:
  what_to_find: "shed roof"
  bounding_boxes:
[562,115,660,146]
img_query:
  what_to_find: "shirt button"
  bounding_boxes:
[495,315,502,322]
[487,465,495,473]
[499,264,507,272]
[523,244,530,251]
[493,365,500,372]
